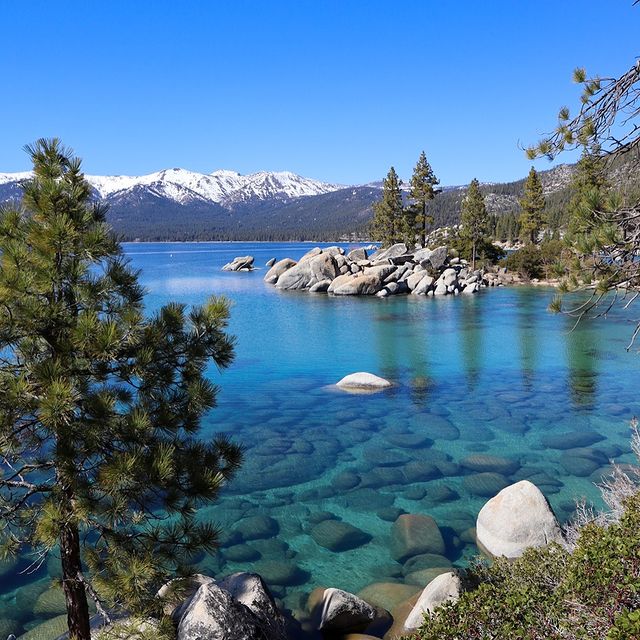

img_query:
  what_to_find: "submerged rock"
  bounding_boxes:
[311,520,372,551]
[476,480,564,558]
[390,514,445,562]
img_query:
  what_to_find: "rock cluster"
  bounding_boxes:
[222,255,254,271]
[264,243,490,297]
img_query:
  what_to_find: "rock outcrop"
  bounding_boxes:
[263,245,489,297]
[222,255,254,271]
[476,480,564,558]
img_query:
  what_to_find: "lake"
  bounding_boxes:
[2,241,640,632]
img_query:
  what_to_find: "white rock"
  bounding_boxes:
[336,372,392,392]
[403,572,461,631]
[476,480,563,558]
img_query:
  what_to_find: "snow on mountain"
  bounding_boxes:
[0,168,344,206]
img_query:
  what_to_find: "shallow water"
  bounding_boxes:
[3,241,640,630]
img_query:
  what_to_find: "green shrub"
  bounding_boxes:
[501,239,565,279]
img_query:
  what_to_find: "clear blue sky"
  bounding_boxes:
[1,1,638,186]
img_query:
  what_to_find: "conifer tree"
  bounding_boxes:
[460,178,488,270]
[371,166,403,247]
[408,151,440,247]
[519,167,546,244]
[0,139,242,639]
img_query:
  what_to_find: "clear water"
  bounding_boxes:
[3,241,640,632]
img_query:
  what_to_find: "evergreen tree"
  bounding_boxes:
[567,145,609,235]
[371,166,403,247]
[460,178,488,270]
[408,151,440,247]
[0,140,242,639]
[519,167,546,244]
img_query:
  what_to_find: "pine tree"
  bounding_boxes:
[408,151,440,247]
[519,167,546,244]
[371,166,403,247]
[0,140,242,639]
[460,178,488,270]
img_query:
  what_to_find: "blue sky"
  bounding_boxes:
[1,1,638,186]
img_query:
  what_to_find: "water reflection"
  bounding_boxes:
[459,297,483,389]
[516,289,539,389]
[565,317,599,408]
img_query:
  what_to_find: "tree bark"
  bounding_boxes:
[60,522,91,640]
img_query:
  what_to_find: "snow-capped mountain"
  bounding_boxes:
[0,168,344,207]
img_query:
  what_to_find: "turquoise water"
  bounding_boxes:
[3,241,640,632]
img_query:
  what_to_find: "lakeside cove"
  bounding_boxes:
[2,241,637,639]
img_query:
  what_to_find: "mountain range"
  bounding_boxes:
[0,161,630,241]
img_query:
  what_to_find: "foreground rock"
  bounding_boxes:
[177,572,286,640]
[476,480,564,558]
[222,255,254,271]
[336,372,393,393]
[310,588,381,634]
[402,572,462,632]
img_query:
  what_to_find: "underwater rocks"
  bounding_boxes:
[476,480,564,558]
[265,244,488,297]
[310,519,372,551]
[390,514,446,562]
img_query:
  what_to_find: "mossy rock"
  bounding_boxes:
[18,615,68,640]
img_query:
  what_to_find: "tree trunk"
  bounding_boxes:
[60,522,91,640]
[472,241,477,271]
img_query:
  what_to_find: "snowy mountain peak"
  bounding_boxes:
[0,168,344,207]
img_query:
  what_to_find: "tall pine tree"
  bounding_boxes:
[408,151,440,247]
[519,167,546,244]
[371,166,403,247]
[460,178,488,270]
[0,140,242,639]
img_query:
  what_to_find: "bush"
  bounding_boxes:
[501,239,565,279]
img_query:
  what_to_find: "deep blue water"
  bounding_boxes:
[3,241,640,632]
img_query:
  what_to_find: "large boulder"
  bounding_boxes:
[336,372,392,392]
[222,256,254,272]
[177,574,286,640]
[276,253,338,290]
[402,572,461,631]
[332,274,384,295]
[476,480,564,558]
[264,258,296,284]
[425,246,449,270]
[347,247,368,261]
[311,588,379,634]
[390,514,445,562]
[327,273,356,293]
[368,243,407,262]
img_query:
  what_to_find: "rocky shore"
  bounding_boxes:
[41,480,562,640]
[223,244,555,294]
